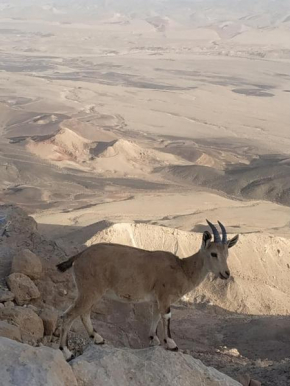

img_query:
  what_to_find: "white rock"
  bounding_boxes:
[11,249,43,280]
[40,308,59,336]
[4,301,14,308]
[0,321,21,342]
[71,345,241,386]
[0,306,44,342]
[6,273,40,306]
[0,337,77,386]
[0,289,15,302]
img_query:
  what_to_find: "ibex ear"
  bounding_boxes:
[227,234,239,248]
[201,231,212,249]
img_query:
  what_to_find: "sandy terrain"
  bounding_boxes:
[0,1,290,385]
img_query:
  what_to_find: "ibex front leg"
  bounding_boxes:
[162,306,178,351]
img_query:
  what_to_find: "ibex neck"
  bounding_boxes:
[181,250,208,288]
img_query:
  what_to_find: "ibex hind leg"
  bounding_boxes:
[59,296,96,361]
[149,302,161,347]
[81,307,105,345]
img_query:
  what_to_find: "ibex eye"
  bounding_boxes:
[211,253,218,258]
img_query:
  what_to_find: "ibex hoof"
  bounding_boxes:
[149,336,161,347]
[60,347,74,362]
[165,338,178,351]
[168,346,179,352]
[92,332,105,345]
[66,354,75,362]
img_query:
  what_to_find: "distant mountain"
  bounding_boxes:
[1,0,289,30]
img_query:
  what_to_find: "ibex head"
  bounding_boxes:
[201,220,239,280]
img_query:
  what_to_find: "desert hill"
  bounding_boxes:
[161,153,290,207]
[27,127,91,166]
[90,138,186,175]
[26,128,187,176]
[160,164,224,186]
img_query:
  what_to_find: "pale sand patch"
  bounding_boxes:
[33,191,290,239]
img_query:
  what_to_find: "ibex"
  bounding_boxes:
[57,220,239,360]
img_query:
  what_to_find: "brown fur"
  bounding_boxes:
[72,243,205,307]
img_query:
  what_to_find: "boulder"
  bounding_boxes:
[0,246,14,285]
[40,308,59,336]
[0,289,14,302]
[238,375,261,386]
[0,337,77,386]
[0,306,44,342]
[71,345,241,386]
[0,321,21,342]
[4,301,14,308]
[11,249,43,280]
[0,205,65,263]
[6,273,40,305]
